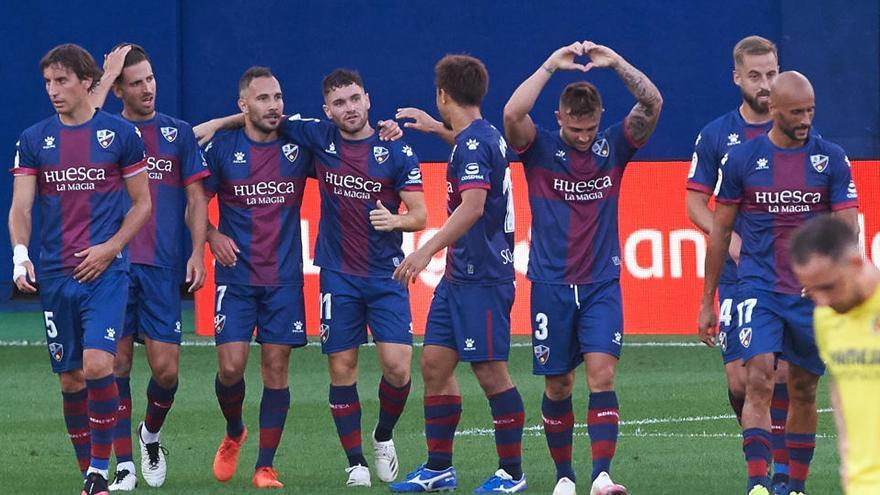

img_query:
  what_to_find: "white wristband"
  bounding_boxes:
[12,244,29,266]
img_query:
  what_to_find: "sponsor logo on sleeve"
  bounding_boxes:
[727,133,741,146]
[466,138,479,151]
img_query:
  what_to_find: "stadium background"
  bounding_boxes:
[1,0,877,334]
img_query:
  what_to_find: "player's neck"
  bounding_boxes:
[339,123,374,141]
[122,107,156,122]
[244,124,278,143]
[58,102,96,126]
[449,107,482,135]
[738,102,770,125]
[857,265,880,306]
[767,126,805,149]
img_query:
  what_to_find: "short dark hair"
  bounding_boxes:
[559,82,603,117]
[111,43,150,84]
[39,43,103,91]
[322,69,364,96]
[434,54,488,107]
[733,35,777,67]
[790,215,859,265]
[239,66,275,95]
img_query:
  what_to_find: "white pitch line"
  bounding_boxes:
[0,340,705,348]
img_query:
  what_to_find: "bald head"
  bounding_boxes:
[768,71,815,145]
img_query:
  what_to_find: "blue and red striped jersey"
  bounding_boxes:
[203,128,313,286]
[12,110,147,278]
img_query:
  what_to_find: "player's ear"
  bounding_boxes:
[364,92,371,111]
[237,97,247,115]
[732,67,742,87]
[554,110,563,127]
[322,104,332,120]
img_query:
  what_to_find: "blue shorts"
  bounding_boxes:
[123,264,182,345]
[39,271,129,373]
[213,283,307,347]
[717,283,744,364]
[318,269,413,354]
[738,288,824,376]
[530,279,623,375]
[424,280,514,362]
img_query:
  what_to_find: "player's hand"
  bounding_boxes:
[729,232,742,265]
[73,242,120,283]
[185,252,206,292]
[582,41,622,71]
[377,120,403,141]
[393,248,431,285]
[13,260,37,293]
[697,300,718,347]
[102,44,132,82]
[194,120,221,147]
[395,107,443,134]
[544,41,589,72]
[370,200,398,232]
[207,230,239,267]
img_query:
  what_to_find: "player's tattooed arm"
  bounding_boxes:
[88,44,133,110]
[582,41,663,145]
[504,42,588,150]
[395,107,455,146]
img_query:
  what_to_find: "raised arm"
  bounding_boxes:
[503,42,589,150]
[395,107,455,146]
[88,44,132,110]
[194,114,245,147]
[582,41,663,145]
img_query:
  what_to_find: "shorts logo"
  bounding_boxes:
[282,143,299,162]
[320,324,330,344]
[96,129,115,149]
[464,338,475,351]
[533,344,550,365]
[214,314,226,334]
[104,327,117,341]
[161,126,178,143]
[373,146,389,164]
[810,154,829,173]
[175,321,182,334]
[719,331,728,352]
[612,332,622,345]
[49,342,64,362]
[293,321,304,333]
[591,138,609,157]
[739,327,752,349]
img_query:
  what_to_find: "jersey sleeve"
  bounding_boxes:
[606,120,640,167]
[120,125,148,178]
[280,114,334,150]
[514,126,549,169]
[454,140,492,191]
[201,140,221,197]
[716,150,743,204]
[686,130,719,194]
[10,133,38,176]
[394,144,423,192]
[828,147,858,211]
[179,124,211,186]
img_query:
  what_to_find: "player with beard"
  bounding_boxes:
[686,36,792,493]
[196,70,421,487]
[699,71,859,495]
[201,67,314,488]
[88,43,210,491]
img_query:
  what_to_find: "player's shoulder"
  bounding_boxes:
[696,109,741,146]
[204,128,240,154]
[20,114,59,141]
[385,138,417,159]
[727,133,767,159]
[155,112,194,133]
[808,136,847,158]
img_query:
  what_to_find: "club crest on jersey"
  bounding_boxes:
[810,154,829,173]
[160,126,178,143]
[96,129,115,149]
[373,146,390,164]
[214,314,226,334]
[533,344,550,365]
[282,143,299,162]
[755,157,769,170]
[49,342,64,362]
[739,327,752,349]
[592,138,609,157]
[320,324,330,344]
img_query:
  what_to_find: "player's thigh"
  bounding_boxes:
[319,270,368,354]
[213,283,259,344]
[40,276,84,373]
[530,282,581,376]
[447,282,514,363]
[137,265,184,345]
[738,290,784,364]
[365,277,413,347]
[577,279,624,358]
[781,294,825,376]
[718,283,745,365]
[424,280,457,353]
[255,285,308,347]
[80,271,129,357]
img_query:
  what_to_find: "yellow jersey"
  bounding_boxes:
[815,285,880,495]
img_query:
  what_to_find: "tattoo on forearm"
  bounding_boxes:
[616,62,661,143]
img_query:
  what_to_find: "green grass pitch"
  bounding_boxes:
[0,311,841,494]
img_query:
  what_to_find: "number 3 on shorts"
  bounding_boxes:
[535,312,548,341]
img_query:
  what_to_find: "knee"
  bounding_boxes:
[59,370,85,393]
[217,361,245,385]
[262,358,288,381]
[113,356,133,377]
[472,362,513,396]
[152,366,179,389]
[787,375,818,405]
[382,361,411,386]
[587,367,616,392]
[328,353,358,384]
[544,374,574,400]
